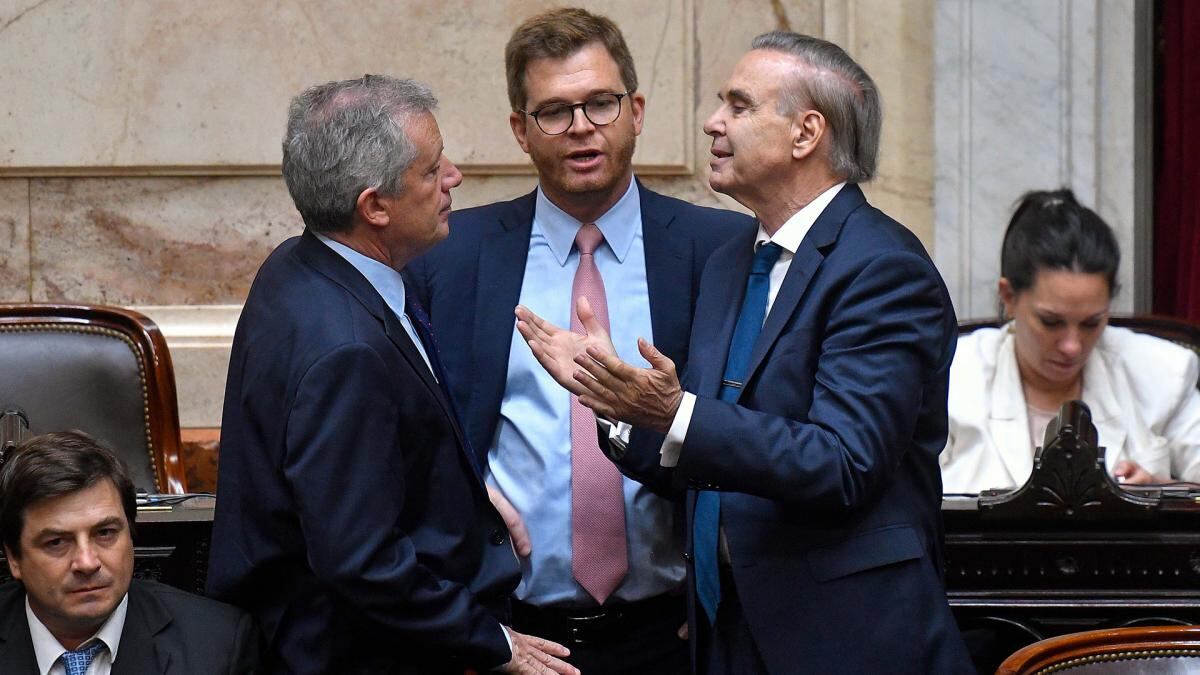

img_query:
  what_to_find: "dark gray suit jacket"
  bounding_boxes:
[0,579,258,674]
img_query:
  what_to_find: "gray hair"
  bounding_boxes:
[750,31,881,183]
[281,75,438,234]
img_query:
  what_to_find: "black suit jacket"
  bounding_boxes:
[206,231,521,674]
[405,182,754,496]
[0,579,257,674]
[622,185,973,673]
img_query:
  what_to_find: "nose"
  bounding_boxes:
[703,107,724,138]
[567,106,596,134]
[72,541,102,575]
[443,155,463,190]
[1059,330,1083,359]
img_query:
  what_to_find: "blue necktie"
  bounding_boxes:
[694,242,783,624]
[59,640,106,675]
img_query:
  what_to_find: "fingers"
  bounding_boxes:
[576,296,615,351]
[506,630,579,675]
[1112,460,1134,478]
[486,486,531,557]
[638,337,676,376]
[523,634,572,657]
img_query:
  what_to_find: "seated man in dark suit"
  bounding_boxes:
[0,431,257,674]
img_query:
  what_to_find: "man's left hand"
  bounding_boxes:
[572,337,683,434]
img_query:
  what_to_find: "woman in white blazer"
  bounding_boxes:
[941,190,1200,494]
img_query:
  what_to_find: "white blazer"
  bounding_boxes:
[941,324,1200,494]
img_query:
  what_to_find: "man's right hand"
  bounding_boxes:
[487,485,531,557]
[501,629,579,674]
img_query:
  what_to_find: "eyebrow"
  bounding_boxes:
[33,516,126,540]
[529,88,619,110]
[719,88,756,106]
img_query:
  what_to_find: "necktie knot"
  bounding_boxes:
[751,242,783,275]
[60,639,106,675]
[574,223,604,256]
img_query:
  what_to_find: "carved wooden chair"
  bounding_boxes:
[997,625,1200,674]
[0,304,188,493]
[958,315,1200,389]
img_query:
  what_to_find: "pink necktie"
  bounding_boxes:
[570,223,628,604]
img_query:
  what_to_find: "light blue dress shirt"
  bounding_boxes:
[314,233,433,375]
[490,178,685,606]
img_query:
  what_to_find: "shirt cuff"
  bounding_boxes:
[659,392,696,467]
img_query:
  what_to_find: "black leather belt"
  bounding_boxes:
[510,592,686,645]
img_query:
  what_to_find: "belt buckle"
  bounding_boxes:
[563,607,622,644]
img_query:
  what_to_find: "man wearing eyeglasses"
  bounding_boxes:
[405,7,752,674]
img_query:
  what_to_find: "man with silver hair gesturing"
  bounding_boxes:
[208,75,577,675]
[518,33,973,673]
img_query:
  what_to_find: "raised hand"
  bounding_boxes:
[516,296,616,397]
[571,337,683,434]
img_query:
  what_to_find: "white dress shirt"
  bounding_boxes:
[657,182,846,465]
[29,594,127,675]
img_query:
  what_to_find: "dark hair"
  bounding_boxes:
[750,31,881,182]
[1000,189,1121,298]
[505,7,638,112]
[0,431,137,558]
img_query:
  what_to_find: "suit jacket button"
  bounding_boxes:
[490,529,506,546]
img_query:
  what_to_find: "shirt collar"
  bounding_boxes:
[754,182,846,253]
[28,593,128,675]
[315,232,408,320]
[534,177,641,266]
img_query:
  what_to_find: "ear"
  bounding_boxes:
[629,91,646,136]
[792,109,826,161]
[510,111,531,154]
[998,277,1017,318]
[4,545,21,580]
[355,186,390,229]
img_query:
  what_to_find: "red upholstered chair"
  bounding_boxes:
[997,625,1200,674]
[0,304,188,493]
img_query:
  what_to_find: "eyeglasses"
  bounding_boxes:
[520,91,632,135]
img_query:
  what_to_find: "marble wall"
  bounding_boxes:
[0,0,938,425]
[934,0,1150,319]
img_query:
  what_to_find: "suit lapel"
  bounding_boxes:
[639,183,694,362]
[0,586,38,672]
[691,232,757,397]
[112,584,172,675]
[742,184,864,389]
[990,331,1034,485]
[469,192,535,463]
[296,232,447,404]
[1081,351,1127,471]
[295,232,476,475]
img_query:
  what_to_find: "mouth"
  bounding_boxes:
[564,149,604,170]
[709,147,732,170]
[68,583,110,595]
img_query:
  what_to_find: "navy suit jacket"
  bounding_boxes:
[405,182,754,496]
[0,580,257,674]
[625,185,972,673]
[207,231,521,674]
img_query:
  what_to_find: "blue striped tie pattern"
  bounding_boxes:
[693,242,783,624]
[59,639,106,675]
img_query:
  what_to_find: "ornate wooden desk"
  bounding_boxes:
[943,402,1200,669]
